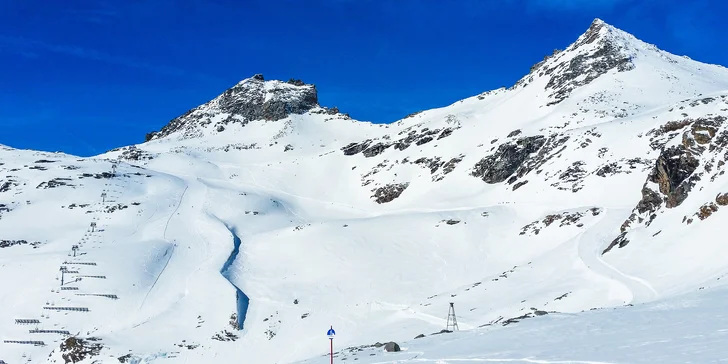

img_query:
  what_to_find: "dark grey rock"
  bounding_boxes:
[342,140,373,156]
[362,142,392,158]
[438,128,454,140]
[36,178,75,189]
[0,239,42,248]
[384,342,401,352]
[603,232,630,254]
[651,146,700,208]
[507,129,522,138]
[512,180,529,190]
[371,183,409,204]
[117,146,157,161]
[416,136,434,145]
[472,136,546,183]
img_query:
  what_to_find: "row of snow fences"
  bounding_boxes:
[29,329,70,335]
[76,293,119,299]
[60,286,79,290]
[3,340,45,346]
[78,275,106,279]
[15,319,40,325]
[62,261,96,265]
[43,306,89,312]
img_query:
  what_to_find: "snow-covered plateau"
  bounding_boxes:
[2,19,728,363]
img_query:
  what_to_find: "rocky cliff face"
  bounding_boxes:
[605,112,728,253]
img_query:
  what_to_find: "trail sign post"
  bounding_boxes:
[327,326,336,364]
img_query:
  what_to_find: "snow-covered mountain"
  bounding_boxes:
[2,19,728,363]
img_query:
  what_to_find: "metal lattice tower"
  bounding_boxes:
[59,266,67,286]
[446,302,459,331]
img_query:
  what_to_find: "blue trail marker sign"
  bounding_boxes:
[327,326,336,364]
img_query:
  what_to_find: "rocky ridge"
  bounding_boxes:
[148,74,324,140]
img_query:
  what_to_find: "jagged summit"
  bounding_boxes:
[147,74,321,140]
[507,18,728,109]
[510,18,637,105]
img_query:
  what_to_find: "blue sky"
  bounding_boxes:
[0,0,725,156]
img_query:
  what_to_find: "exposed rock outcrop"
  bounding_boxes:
[383,342,401,352]
[371,183,409,204]
[717,193,728,206]
[471,136,546,183]
[58,337,104,363]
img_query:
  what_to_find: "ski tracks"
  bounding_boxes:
[139,185,188,309]
[577,209,658,304]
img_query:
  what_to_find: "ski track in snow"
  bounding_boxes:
[139,184,188,310]
[577,209,658,304]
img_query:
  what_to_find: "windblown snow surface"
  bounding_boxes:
[2,19,728,363]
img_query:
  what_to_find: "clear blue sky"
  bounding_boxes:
[1,0,725,156]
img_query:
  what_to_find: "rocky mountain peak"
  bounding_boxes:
[147,74,319,140]
[574,18,612,47]
[513,18,636,105]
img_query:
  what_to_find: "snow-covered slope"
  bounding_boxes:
[2,19,728,364]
